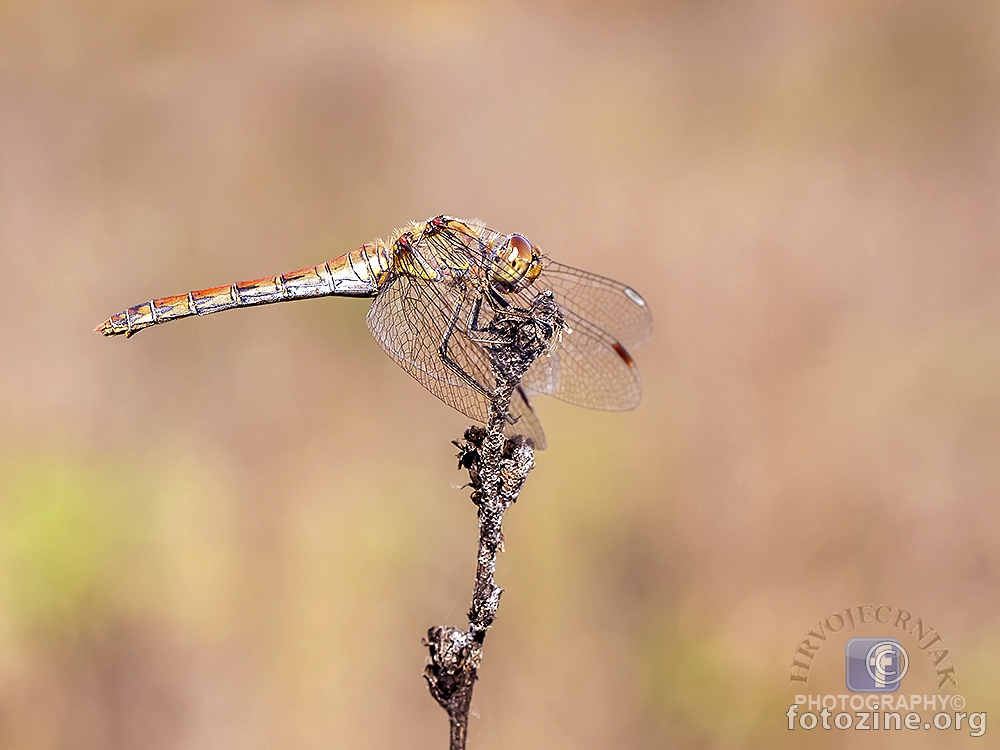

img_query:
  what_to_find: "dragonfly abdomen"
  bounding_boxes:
[96,244,391,337]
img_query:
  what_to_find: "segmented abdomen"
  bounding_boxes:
[96,243,390,337]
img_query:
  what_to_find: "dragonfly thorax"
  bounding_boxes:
[490,234,543,292]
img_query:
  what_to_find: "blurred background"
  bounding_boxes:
[2,0,999,747]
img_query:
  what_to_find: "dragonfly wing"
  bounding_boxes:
[367,274,550,448]
[520,307,642,411]
[366,273,495,425]
[537,260,652,349]
[509,386,546,449]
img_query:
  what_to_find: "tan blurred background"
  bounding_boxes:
[2,0,999,748]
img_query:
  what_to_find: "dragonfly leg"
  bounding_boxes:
[456,295,530,428]
[465,295,504,345]
[439,297,494,398]
[464,291,528,346]
[484,287,534,319]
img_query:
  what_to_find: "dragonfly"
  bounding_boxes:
[97,215,651,449]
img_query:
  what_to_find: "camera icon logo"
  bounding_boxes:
[846,638,908,692]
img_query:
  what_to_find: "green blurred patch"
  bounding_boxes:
[955,630,1000,712]
[639,611,787,746]
[0,455,150,639]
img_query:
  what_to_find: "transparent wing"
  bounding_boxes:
[367,273,493,424]
[509,386,546,449]
[536,260,652,349]
[366,273,548,447]
[520,306,642,411]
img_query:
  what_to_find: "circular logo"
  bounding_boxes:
[866,640,909,685]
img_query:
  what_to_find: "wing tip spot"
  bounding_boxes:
[612,341,636,368]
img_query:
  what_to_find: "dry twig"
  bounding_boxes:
[424,291,562,750]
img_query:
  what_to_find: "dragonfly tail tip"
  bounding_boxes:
[94,320,115,336]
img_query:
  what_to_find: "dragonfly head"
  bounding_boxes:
[491,233,543,291]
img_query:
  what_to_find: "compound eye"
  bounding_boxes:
[504,234,533,267]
